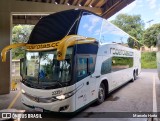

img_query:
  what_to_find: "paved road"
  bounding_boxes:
[0,69,160,121]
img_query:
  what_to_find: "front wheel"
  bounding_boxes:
[96,83,105,104]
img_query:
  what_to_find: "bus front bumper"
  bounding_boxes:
[21,93,75,112]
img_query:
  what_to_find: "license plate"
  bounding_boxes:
[35,107,43,112]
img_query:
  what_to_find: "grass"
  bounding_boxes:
[141,52,157,69]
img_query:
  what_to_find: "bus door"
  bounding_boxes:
[75,56,91,110]
[87,56,97,102]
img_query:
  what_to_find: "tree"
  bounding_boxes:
[111,14,144,48]
[12,25,34,59]
[143,23,160,48]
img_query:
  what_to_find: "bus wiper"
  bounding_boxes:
[56,80,63,87]
[40,82,63,89]
[22,78,39,88]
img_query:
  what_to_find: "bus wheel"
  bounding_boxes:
[96,83,105,104]
[131,71,136,82]
[133,71,137,80]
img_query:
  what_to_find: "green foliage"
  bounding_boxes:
[111,14,144,48]
[141,52,157,69]
[112,57,133,67]
[142,23,160,48]
[12,25,34,59]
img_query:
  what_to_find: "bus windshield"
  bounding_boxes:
[25,47,73,87]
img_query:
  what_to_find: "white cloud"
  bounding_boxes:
[136,0,143,8]
[87,16,101,32]
[90,17,100,25]
[83,23,88,28]
[88,26,94,32]
[102,21,128,37]
[147,0,157,9]
[155,8,160,16]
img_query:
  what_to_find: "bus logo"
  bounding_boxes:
[57,51,62,57]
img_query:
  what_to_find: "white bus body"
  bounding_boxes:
[21,43,141,112]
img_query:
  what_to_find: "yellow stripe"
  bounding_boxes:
[7,91,21,109]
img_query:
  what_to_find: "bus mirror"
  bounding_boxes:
[20,58,25,78]
[1,43,26,62]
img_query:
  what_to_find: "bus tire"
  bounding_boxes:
[131,71,136,82]
[96,83,105,105]
[134,70,137,80]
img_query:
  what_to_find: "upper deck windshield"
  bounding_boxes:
[28,9,137,48]
[24,47,73,89]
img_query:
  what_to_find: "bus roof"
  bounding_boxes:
[27,9,141,48]
[28,9,91,44]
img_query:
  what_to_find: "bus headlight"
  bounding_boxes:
[21,89,25,94]
[56,91,75,100]
[56,95,65,100]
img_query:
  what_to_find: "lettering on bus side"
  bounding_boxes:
[26,42,60,50]
[110,48,133,56]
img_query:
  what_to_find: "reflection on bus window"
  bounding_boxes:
[77,58,87,80]
[112,57,133,72]
[77,56,96,81]
[39,52,54,80]
[78,12,103,41]
[100,19,130,46]
[88,57,95,74]
[26,52,39,78]
[101,58,112,75]
[52,48,72,82]
[25,47,73,84]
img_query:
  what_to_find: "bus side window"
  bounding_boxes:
[77,56,96,81]
[77,58,88,81]
[88,57,95,74]
[111,57,133,72]
[101,58,112,75]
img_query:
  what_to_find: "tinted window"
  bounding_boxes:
[101,57,133,74]
[88,57,96,74]
[101,58,112,75]
[77,12,103,41]
[77,56,96,81]
[28,10,81,44]
[77,57,88,81]
[100,19,130,46]
[112,57,133,72]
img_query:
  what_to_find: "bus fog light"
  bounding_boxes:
[56,95,65,100]
[21,89,25,94]
[59,105,69,112]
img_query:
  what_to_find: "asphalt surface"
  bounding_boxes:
[0,69,160,121]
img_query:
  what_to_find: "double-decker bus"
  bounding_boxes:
[1,9,141,112]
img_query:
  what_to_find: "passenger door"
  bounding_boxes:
[75,56,90,110]
[87,56,98,102]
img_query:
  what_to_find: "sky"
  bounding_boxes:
[108,0,160,28]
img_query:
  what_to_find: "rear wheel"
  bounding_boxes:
[133,71,137,80]
[131,71,136,82]
[96,83,105,104]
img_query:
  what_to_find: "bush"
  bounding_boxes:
[141,52,157,69]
